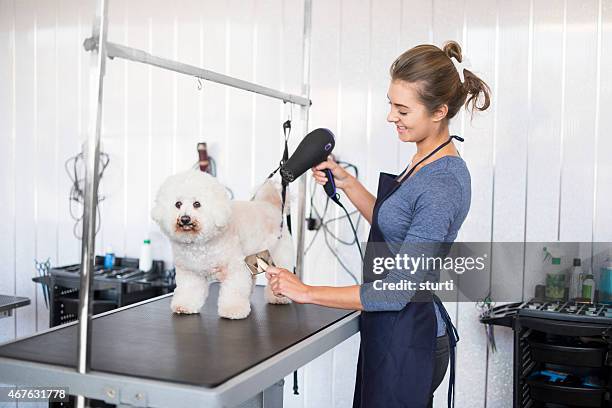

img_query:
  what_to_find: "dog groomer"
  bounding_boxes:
[265,41,491,408]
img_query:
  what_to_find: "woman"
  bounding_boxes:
[265,41,491,407]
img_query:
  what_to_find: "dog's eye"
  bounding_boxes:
[175,201,182,209]
[193,201,201,208]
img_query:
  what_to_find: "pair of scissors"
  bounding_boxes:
[476,292,495,313]
[34,258,51,309]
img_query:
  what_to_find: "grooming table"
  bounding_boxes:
[0,283,359,408]
[0,294,30,318]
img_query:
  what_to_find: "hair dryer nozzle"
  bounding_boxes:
[280,128,335,182]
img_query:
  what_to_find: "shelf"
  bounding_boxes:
[528,338,609,368]
[526,376,607,407]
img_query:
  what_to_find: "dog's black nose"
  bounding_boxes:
[179,215,191,225]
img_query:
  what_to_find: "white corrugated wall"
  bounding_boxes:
[1,1,611,407]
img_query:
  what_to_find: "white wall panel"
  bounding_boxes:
[13,0,38,339]
[56,0,85,267]
[524,0,565,292]
[0,0,17,348]
[596,1,612,243]
[0,0,17,398]
[33,0,57,335]
[486,1,532,406]
[560,0,598,242]
[2,1,612,407]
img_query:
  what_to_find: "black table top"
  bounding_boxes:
[0,295,30,313]
[0,284,355,387]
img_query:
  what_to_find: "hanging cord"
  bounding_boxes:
[65,149,110,240]
[304,161,362,284]
[257,117,292,239]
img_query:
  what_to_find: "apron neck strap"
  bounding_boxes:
[399,135,464,182]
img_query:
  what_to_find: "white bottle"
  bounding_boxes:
[139,239,152,272]
[568,258,583,301]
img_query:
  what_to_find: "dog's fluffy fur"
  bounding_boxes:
[152,170,293,319]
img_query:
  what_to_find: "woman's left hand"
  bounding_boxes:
[265,266,312,304]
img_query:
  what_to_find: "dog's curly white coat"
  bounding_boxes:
[152,170,293,319]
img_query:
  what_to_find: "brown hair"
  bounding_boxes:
[389,41,491,121]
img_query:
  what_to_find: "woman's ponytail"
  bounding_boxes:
[442,40,491,119]
[391,40,492,122]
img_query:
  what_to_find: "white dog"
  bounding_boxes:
[151,170,293,319]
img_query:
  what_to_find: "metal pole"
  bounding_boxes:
[77,0,108,406]
[295,0,313,282]
[81,41,311,107]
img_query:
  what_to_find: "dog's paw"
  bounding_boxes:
[265,292,292,305]
[264,285,292,305]
[218,301,251,319]
[171,298,202,315]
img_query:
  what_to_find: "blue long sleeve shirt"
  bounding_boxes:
[359,154,471,336]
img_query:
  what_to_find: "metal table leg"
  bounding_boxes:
[235,380,284,408]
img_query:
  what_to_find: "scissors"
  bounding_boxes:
[34,258,51,309]
[476,292,495,312]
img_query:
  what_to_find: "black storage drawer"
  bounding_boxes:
[528,338,609,368]
[526,377,607,407]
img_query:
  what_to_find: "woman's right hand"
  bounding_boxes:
[311,156,354,191]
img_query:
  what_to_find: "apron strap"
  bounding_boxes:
[397,135,464,183]
[434,295,459,408]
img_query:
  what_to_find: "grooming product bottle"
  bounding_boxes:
[600,251,612,304]
[568,258,583,301]
[582,274,596,303]
[104,246,115,270]
[139,239,152,272]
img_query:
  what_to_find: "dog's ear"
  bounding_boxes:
[151,201,163,224]
[212,200,232,228]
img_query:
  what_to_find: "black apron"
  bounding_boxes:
[353,135,462,408]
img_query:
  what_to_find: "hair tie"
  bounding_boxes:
[450,56,471,84]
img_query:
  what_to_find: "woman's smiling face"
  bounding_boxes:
[387,79,441,143]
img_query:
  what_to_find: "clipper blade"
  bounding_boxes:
[244,250,275,276]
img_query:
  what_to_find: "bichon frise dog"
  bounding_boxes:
[152,170,294,319]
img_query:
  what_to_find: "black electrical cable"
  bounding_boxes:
[322,208,362,245]
[65,150,110,240]
[307,161,362,247]
[304,161,363,284]
[328,196,363,260]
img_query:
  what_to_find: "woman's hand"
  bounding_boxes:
[311,156,354,191]
[265,266,312,304]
